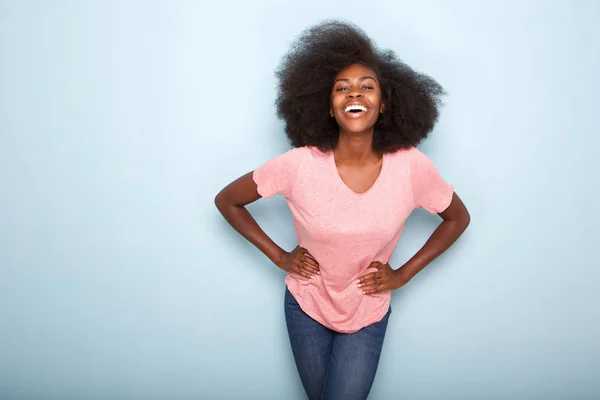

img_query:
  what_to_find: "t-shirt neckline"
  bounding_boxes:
[329,151,386,196]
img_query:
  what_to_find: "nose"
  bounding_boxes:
[346,88,362,98]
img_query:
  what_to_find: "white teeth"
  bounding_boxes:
[344,104,368,113]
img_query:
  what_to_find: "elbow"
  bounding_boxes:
[214,190,227,214]
[461,210,471,232]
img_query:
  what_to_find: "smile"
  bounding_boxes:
[344,104,369,113]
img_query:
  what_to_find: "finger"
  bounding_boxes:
[357,272,377,284]
[293,265,314,280]
[302,255,320,269]
[359,272,376,280]
[299,247,313,257]
[359,276,382,287]
[299,248,319,264]
[304,254,319,267]
[357,273,376,285]
[363,284,386,295]
[301,262,320,274]
[369,262,384,269]
[362,287,377,294]
[294,261,316,278]
[361,283,380,293]
[359,272,384,287]
[296,255,318,274]
[358,277,379,288]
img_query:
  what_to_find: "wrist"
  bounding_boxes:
[392,267,410,289]
[272,247,287,269]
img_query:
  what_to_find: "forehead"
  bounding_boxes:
[334,63,378,80]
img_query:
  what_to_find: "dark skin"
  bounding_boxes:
[214,170,320,279]
[215,63,470,292]
[329,64,385,194]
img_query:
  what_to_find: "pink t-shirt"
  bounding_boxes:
[253,146,454,333]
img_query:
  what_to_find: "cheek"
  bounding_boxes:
[331,94,343,107]
[370,91,382,104]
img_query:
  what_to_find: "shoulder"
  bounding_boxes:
[304,146,330,160]
[278,145,329,167]
[253,147,319,198]
[384,146,418,166]
[296,145,328,158]
[385,146,436,167]
[276,146,318,161]
[258,146,313,167]
[255,146,322,175]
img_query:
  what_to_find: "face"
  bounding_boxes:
[330,63,384,134]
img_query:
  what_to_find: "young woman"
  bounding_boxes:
[215,20,470,400]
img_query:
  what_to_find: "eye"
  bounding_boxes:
[362,86,374,90]
[335,87,349,92]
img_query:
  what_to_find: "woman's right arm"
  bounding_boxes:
[214,172,319,278]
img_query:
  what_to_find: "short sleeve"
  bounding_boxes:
[252,147,308,198]
[410,148,454,214]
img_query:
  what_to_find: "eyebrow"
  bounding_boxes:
[334,76,377,83]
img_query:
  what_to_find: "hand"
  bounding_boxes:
[357,262,405,294]
[277,246,320,280]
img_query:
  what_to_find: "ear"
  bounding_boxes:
[379,102,385,114]
[329,106,334,118]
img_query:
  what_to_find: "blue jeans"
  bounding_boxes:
[284,288,391,400]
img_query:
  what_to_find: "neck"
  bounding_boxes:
[334,129,378,163]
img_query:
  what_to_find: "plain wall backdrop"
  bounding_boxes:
[1,0,599,399]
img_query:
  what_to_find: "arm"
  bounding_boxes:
[214,172,284,265]
[394,191,470,286]
[358,192,470,293]
[214,172,319,278]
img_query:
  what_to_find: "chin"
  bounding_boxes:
[338,122,377,134]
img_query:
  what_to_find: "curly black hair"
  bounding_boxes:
[275,20,445,153]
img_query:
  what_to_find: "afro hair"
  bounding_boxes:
[275,20,445,153]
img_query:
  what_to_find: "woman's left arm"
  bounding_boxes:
[358,192,470,293]
[393,192,470,287]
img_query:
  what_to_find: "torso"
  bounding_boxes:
[252,144,453,332]
[283,147,414,333]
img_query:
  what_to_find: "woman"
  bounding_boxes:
[215,20,470,400]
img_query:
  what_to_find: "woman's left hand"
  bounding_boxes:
[357,262,406,294]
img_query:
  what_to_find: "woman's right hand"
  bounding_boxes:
[277,246,320,279]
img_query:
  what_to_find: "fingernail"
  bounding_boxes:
[357,283,362,287]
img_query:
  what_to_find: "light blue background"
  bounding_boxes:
[1,1,599,399]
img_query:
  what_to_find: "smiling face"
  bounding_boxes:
[330,63,384,135]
